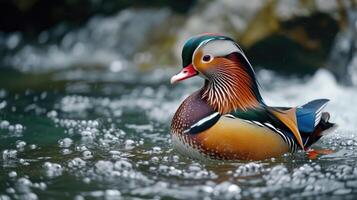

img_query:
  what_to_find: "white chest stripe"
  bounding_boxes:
[183,112,220,134]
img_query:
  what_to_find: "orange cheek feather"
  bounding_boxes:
[193,51,222,76]
[193,51,204,72]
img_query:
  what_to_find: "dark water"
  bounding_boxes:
[1,66,357,199]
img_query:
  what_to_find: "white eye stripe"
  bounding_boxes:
[201,40,240,57]
[191,38,256,75]
[192,39,238,68]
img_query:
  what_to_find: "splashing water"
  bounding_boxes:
[2,9,170,73]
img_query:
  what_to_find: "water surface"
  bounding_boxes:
[1,66,357,199]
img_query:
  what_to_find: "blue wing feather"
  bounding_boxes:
[296,99,329,133]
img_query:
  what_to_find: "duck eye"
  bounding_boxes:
[202,55,212,62]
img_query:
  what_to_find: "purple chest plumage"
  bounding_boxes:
[171,90,215,136]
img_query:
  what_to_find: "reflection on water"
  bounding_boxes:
[0,66,357,199]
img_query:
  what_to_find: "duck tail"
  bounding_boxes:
[304,112,337,149]
[319,112,337,135]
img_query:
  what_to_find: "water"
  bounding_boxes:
[1,8,170,73]
[1,3,357,199]
[0,65,357,199]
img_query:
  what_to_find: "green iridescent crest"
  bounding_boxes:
[181,34,233,67]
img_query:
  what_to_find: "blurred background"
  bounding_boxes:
[1,1,357,199]
[1,0,356,85]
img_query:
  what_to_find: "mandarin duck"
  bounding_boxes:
[170,33,335,160]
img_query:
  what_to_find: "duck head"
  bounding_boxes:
[171,33,264,113]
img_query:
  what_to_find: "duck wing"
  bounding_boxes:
[229,99,334,151]
[229,107,301,152]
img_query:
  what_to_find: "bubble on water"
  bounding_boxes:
[114,160,132,171]
[0,89,6,98]
[186,168,217,179]
[16,177,32,193]
[2,149,17,160]
[264,165,290,186]
[233,162,263,177]
[152,146,162,154]
[328,165,355,180]
[80,130,95,139]
[88,120,99,128]
[82,150,93,159]
[74,195,85,200]
[214,182,241,198]
[124,139,135,150]
[340,139,357,146]
[40,92,47,99]
[151,157,159,163]
[29,144,37,150]
[105,189,121,200]
[58,138,73,148]
[83,177,91,184]
[47,110,58,118]
[75,145,88,152]
[0,195,11,200]
[188,164,201,172]
[32,182,47,190]
[110,60,125,72]
[8,125,15,131]
[80,120,87,126]
[291,164,322,186]
[68,157,86,169]
[15,124,24,132]
[6,32,21,49]
[153,162,217,180]
[8,171,17,178]
[0,120,10,129]
[6,187,15,194]
[0,121,25,135]
[16,140,26,149]
[19,193,38,200]
[95,160,114,176]
[61,149,72,155]
[43,162,63,178]
[131,181,168,196]
[0,100,6,110]
[304,179,344,194]
[199,185,214,194]
[172,155,180,162]
[102,133,119,145]
[19,158,30,166]
[60,95,91,113]
[88,190,105,198]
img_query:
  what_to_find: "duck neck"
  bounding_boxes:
[201,64,264,114]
